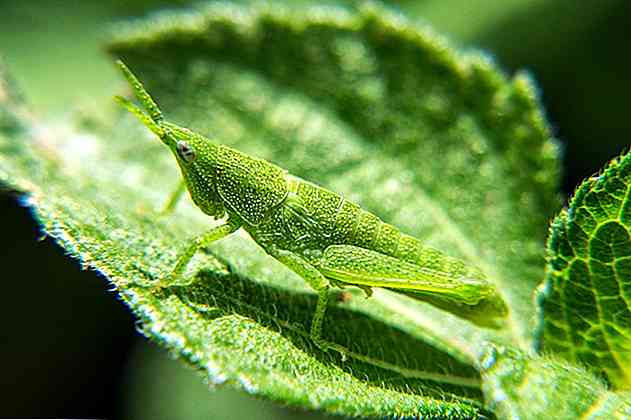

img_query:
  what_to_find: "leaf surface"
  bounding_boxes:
[480,344,631,419]
[0,2,560,418]
[537,150,631,389]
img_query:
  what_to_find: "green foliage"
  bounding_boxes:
[480,344,631,419]
[537,150,631,389]
[124,342,330,420]
[1,1,630,418]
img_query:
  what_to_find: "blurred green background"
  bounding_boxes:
[1,0,630,418]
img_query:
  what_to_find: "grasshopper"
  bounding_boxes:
[115,60,507,350]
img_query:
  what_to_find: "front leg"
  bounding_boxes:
[161,217,241,287]
[266,247,331,349]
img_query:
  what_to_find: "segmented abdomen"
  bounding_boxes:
[292,179,484,281]
[354,209,484,280]
[294,179,407,255]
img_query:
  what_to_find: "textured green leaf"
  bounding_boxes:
[480,344,631,419]
[537,150,631,389]
[124,341,335,420]
[0,2,560,418]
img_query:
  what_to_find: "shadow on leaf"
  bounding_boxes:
[155,264,484,402]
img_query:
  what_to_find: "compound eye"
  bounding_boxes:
[176,140,196,163]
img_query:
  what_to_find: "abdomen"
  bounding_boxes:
[292,179,484,280]
[250,177,482,282]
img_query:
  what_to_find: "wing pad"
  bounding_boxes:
[319,244,493,305]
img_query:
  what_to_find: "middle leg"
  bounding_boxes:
[266,247,331,349]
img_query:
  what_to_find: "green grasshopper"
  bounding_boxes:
[115,60,507,349]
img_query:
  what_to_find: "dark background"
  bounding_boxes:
[1,0,630,418]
